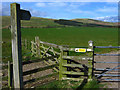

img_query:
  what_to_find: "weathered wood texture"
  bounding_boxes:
[88,40,94,81]
[8,61,13,88]
[10,3,31,88]
[11,3,23,88]
[30,36,61,72]
[59,40,94,81]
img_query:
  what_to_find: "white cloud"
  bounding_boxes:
[35,3,46,7]
[1,3,48,17]
[71,10,95,15]
[29,8,47,17]
[48,2,67,6]
[94,15,118,22]
[97,7,118,12]
[35,2,67,7]
[35,2,90,8]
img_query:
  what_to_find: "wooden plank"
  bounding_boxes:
[10,3,23,88]
[63,48,93,52]
[51,47,56,56]
[40,46,60,55]
[62,77,84,81]
[94,46,120,48]
[41,47,51,58]
[62,71,84,75]
[24,72,58,85]
[40,50,59,72]
[41,50,59,63]
[62,56,93,60]
[22,55,59,65]
[40,41,62,49]
[43,60,59,72]
[95,74,120,77]
[62,64,83,68]
[23,63,59,76]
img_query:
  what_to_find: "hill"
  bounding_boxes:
[2,16,118,29]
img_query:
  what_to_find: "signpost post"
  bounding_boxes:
[11,3,31,88]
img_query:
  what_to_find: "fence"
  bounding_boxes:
[3,37,61,88]
[3,37,94,88]
[2,36,120,88]
[59,41,94,82]
[93,46,120,82]
[3,3,120,89]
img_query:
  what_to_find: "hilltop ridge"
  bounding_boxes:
[2,16,118,29]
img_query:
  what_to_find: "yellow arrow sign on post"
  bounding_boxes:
[75,48,86,52]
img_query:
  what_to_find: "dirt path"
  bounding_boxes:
[23,61,58,88]
[2,50,120,88]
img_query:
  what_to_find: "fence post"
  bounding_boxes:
[88,40,94,81]
[31,41,34,57]
[8,61,13,88]
[59,46,63,80]
[59,46,68,80]
[35,36,41,57]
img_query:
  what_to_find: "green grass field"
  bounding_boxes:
[2,26,118,62]
[3,26,118,46]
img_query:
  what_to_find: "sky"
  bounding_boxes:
[2,2,118,19]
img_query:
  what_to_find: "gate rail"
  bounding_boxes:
[94,45,120,81]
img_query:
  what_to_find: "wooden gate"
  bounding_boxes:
[59,41,94,81]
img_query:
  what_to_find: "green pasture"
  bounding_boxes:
[3,26,118,46]
[2,26,118,62]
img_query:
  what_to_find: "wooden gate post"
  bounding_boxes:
[59,46,68,80]
[11,3,31,88]
[88,40,94,81]
[35,36,41,57]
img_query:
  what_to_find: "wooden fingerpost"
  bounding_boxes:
[88,40,94,81]
[11,3,31,88]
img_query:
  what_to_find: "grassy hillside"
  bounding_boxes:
[72,18,117,26]
[2,16,63,28]
[2,16,117,29]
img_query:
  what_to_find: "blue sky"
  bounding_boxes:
[2,2,118,19]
